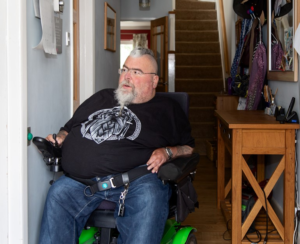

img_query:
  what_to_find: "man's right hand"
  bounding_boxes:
[45,130,68,147]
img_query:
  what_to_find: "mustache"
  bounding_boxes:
[119,80,135,89]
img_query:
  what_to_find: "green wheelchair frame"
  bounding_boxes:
[79,218,197,244]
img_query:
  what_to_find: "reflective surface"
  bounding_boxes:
[267,0,298,81]
[270,7,293,71]
[104,2,116,52]
[152,25,164,81]
[150,17,168,92]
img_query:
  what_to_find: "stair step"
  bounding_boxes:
[176,30,219,42]
[176,42,220,54]
[188,93,216,107]
[175,0,221,157]
[189,107,215,123]
[176,20,218,31]
[176,79,224,93]
[176,53,221,66]
[176,0,215,10]
[175,10,217,20]
[194,138,215,155]
[176,66,222,79]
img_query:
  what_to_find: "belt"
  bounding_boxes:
[66,165,150,196]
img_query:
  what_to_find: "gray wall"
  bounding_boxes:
[95,0,121,91]
[27,1,72,243]
[27,0,122,242]
[120,0,172,20]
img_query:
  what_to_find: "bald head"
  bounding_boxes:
[129,47,158,74]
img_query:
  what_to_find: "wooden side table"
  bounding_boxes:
[215,110,299,244]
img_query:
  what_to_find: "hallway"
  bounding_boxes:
[182,156,231,243]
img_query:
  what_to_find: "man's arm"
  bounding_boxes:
[45,130,69,147]
[146,145,194,173]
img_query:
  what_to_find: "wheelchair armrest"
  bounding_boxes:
[33,137,62,158]
[157,153,200,183]
[33,137,63,173]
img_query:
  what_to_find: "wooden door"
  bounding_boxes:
[73,0,80,112]
[151,17,168,92]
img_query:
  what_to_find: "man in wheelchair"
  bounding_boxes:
[39,47,195,244]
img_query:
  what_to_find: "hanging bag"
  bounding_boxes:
[246,19,267,110]
[176,176,199,222]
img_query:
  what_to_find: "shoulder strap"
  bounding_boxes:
[248,19,259,74]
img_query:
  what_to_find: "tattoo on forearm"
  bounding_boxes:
[57,130,68,138]
[176,146,193,156]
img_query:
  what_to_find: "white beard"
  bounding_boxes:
[114,80,137,108]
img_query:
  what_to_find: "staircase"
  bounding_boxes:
[175,0,224,155]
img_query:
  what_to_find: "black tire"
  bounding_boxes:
[185,233,197,244]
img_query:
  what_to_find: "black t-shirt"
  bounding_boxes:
[61,89,195,178]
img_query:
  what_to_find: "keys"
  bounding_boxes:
[118,184,129,217]
[118,203,125,217]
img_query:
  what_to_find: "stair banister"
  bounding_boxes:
[216,0,228,92]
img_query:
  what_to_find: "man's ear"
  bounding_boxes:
[152,75,159,88]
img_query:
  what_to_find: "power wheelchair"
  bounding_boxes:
[33,92,200,244]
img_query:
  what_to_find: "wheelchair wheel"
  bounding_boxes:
[185,233,197,244]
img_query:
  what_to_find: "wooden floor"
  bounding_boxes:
[182,155,231,244]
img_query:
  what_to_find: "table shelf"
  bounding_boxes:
[221,199,283,243]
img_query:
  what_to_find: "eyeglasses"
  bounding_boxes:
[118,68,157,76]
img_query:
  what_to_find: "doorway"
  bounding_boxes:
[120,21,151,68]
[120,19,168,92]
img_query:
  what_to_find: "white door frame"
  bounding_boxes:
[79,0,95,103]
[0,1,94,243]
[0,0,28,244]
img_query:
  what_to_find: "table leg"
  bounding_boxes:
[231,129,242,244]
[284,129,295,244]
[217,120,225,209]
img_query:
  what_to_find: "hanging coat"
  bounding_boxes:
[245,43,267,110]
[230,19,253,87]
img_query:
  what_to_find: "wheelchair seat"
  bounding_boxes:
[83,151,199,244]
[86,201,117,241]
[97,200,116,211]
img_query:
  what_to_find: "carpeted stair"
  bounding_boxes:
[175,0,224,155]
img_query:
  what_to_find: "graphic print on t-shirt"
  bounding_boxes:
[81,106,141,144]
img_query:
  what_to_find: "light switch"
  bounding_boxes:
[54,0,60,12]
[66,32,70,46]
[54,0,64,13]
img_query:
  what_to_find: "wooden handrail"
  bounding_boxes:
[219,0,230,74]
